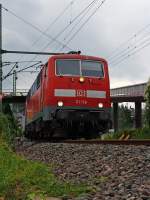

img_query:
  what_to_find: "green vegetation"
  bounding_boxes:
[118,105,133,130]
[0,141,88,199]
[0,104,22,145]
[0,112,89,199]
[94,176,108,183]
[102,127,150,140]
[0,113,21,145]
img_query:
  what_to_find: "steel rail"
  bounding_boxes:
[61,139,150,145]
[15,139,150,152]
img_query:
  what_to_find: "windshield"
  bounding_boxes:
[81,61,104,77]
[56,60,80,76]
[56,59,104,77]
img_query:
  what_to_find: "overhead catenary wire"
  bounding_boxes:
[16,72,36,88]
[2,1,75,82]
[2,1,78,82]
[3,61,41,64]
[3,62,41,80]
[60,0,107,50]
[20,71,39,73]
[39,0,99,51]
[3,62,18,81]
[8,0,100,86]
[3,1,74,87]
[3,0,106,83]
[109,33,150,64]
[109,33,150,66]
[55,0,101,52]
[2,61,42,68]
[62,2,98,43]
[25,1,76,51]
[107,23,150,59]
[31,0,104,64]
[2,49,68,81]
[109,39,150,66]
[24,0,100,63]
[2,60,42,86]
[109,29,150,63]
[2,63,11,67]
[14,62,42,75]
[2,1,107,86]
[3,59,42,80]
[2,6,72,51]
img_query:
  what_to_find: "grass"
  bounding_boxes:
[102,127,150,140]
[0,140,89,200]
[0,113,89,199]
[93,176,108,183]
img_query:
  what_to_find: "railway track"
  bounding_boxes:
[62,139,150,145]
[16,138,150,151]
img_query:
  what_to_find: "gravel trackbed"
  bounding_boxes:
[17,143,150,200]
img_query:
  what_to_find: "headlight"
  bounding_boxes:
[58,101,63,107]
[79,77,85,83]
[98,103,103,108]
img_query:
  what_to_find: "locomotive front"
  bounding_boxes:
[46,54,111,137]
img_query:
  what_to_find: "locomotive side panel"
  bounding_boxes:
[25,68,45,124]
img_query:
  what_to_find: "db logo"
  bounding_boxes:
[76,90,86,97]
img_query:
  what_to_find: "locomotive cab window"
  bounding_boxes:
[56,60,80,76]
[81,61,104,78]
[37,71,41,89]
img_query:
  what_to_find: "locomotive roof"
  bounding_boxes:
[47,54,107,63]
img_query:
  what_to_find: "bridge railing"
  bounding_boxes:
[3,89,29,96]
[110,82,147,97]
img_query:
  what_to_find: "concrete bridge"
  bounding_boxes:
[111,82,147,131]
[111,82,146,97]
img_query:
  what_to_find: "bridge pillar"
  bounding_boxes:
[135,101,142,128]
[113,102,118,132]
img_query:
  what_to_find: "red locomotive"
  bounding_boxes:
[25,52,111,139]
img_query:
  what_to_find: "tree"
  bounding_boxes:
[2,103,13,116]
[118,104,133,130]
[145,79,150,127]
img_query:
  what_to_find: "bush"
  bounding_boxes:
[0,113,22,145]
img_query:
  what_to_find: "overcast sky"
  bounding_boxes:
[1,0,150,90]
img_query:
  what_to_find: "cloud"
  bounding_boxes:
[1,0,150,91]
